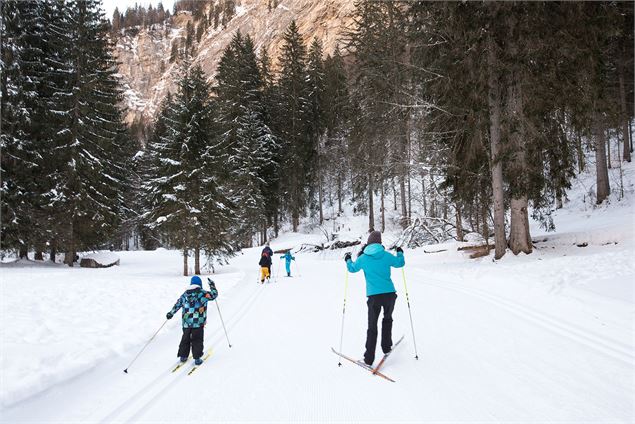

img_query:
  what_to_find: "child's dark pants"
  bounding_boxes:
[364,292,397,365]
[178,327,204,359]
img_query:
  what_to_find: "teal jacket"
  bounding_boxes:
[346,244,405,296]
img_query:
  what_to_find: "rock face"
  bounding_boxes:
[113,0,356,125]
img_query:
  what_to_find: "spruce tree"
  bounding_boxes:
[276,21,312,232]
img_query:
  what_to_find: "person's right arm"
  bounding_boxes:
[166,295,183,319]
[346,254,363,273]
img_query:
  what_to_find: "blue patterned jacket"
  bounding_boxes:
[169,286,218,328]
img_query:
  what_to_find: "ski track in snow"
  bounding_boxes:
[420,274,634,365]
[1,241,633,422]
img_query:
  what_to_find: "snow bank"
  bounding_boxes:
[80,252,120,268]
[0,249,240,407]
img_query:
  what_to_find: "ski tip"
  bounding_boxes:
[123,369,128,374]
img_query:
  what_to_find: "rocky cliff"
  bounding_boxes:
[113,0,356,124]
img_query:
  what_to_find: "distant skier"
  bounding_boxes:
[166,276,218,365]
[344,230,404,366]
[262,242,274,276]
[280,250,295,277]
[259,252,272,283]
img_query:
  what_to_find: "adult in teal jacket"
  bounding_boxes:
[280,251,295,277]
[345,230,404,366]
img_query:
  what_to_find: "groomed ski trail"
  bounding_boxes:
[2,247,632,422]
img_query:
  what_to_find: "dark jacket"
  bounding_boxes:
[259,253,272,267]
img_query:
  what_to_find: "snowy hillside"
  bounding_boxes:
[1,161,633,422]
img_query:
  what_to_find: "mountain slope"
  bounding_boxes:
[114,0,356,123]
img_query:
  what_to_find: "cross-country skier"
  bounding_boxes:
[166,276,218,365]
[280,250,295,277]
[344,230,404,366]
[262,242,274,276]
[259,252,272,283]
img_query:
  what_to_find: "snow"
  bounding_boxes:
[1,164,634,422]
[81,251,120,267]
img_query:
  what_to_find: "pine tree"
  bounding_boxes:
[322,47,351,215]
[306,38,326,224]
[214,32,278,246]
[276,21,312,232]
[44,0,135,265]
[0,0,50,258]
[145,64,233,274]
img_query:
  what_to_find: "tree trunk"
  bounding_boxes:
[392,177,398,211]
[19,247,28,260]
[507,71,533,256]
[337,175,342,213]
[487,34,506,260]
[455,204,464,242]
[399,174,407,229]
[629,118,633,153]
[576,132,585,173]
[594,115,611,204]
[481,198,490,245]
[380,180,385,233]
[34,250,43,261]
[49,242,57,263]
[274,211,279,237]
[606,129,612,169]
[194,245,200,275]
[421,173,427,216]
[619,63,631,162]
[368,174,375,231]
[406,118,412,224]
[509,196,532,255]
[317,135,324,224]
[183,248,188,276]
[292,212,299,232]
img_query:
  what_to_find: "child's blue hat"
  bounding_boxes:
[190,275,202,286]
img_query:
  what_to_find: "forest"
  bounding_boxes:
[1,0,633,274]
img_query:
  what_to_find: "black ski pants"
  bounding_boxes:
[364,292,397,365]
[177,327,204,359]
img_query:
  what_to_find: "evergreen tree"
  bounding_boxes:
[44,0,135,265]
[276,21,312,232]
[145,64,233,274]
[306,38,326,223]
[214,32,278,246]
[0,0,50,258]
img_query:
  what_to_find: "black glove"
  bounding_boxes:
[166,312,173,320]
[207,278,216,290]
[396,247,403,253]
[344,252,352,262]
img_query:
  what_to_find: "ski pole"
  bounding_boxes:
[337,268,350,366]
[294,259,301,277]
[123,319,168,373]
[208,278,232,347]
[402,267,419,359]
[215,298,232,348]
[275,259,281,283]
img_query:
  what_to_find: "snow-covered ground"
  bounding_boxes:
[1,162,633,422]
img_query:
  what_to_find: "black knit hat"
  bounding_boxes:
[367,230,382,245]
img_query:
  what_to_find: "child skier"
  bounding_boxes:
[344,230,404,366]
[280,250,295,277]
[262,242,273,276]
[259,252,272,283]
[166,276,218,365]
